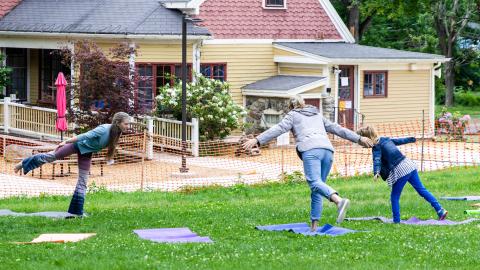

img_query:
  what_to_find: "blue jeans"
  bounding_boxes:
[391,170,442,223]
[302,148,336,221]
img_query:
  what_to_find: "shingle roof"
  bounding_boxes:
[0,0,210,36]
[275,42,446,60]
[243,75,326,91]
[0,0,22,18]
[196,0,341,39]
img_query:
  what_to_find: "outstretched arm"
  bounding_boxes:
[391,137,416,146]
[243,114,294,149]
[322,117,373,147]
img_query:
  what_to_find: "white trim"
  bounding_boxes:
[330,58,450,64]
[274,56,328,65]
[69,42,75,110]
[241,91,291,98]
[262,0,287,9]
[161,0,206,15]
[354,65,360,127]
[323,66,330,87]
[318,0,355,43]
[128,42,136,109]
[0,31,209,41]
[279,63,325,69]
[333,65,340,123]
[289,78,327,95]
[192,41,201,83]
[430,65,435,133]
[26,49,31,103]
[0,37,64,49]
[203,39,345,45]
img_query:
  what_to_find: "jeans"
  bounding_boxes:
[21,144,93,215]
[391,170,442,223]
[302,148,336,221]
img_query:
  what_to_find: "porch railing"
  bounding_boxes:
[0,98,200,157]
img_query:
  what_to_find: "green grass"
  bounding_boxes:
[1,167,480,270]
[436,105,480,118]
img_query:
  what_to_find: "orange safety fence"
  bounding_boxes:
[0,119,478,199]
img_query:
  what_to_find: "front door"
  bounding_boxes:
[337,65,355,129]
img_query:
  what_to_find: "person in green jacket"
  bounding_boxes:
[14,112,131,217]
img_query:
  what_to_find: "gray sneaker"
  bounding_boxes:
[336,199,350,224]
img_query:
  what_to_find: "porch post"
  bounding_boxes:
[128,42,136,110]
[192,41,201,83]
[333,66,340,123]
[3,97,10,133]
[68,42,76,110]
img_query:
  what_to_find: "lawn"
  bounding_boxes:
[0,167,479,270]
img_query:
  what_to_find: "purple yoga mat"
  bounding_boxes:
[133,228,213,243]
[345,216,480,225]
[255,223,363,236]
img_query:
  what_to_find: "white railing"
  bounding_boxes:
[0,97,200,157]
[0,97,66,139]
[139,116,199,157]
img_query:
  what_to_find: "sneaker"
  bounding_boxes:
[438,209,448,221]
[336,198,350,224]
[65,213,89,219]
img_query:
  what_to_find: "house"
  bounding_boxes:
[0,0,448,135]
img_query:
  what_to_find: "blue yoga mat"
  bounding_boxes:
[345,216,480,226]
[255,223,362,236]
[440,196,480,201]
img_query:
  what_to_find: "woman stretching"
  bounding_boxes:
[14,112,130,217]
[243,96,373,231]
[356,126,448,223]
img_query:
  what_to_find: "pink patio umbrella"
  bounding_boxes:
[55,72,68,140]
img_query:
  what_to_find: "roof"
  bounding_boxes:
[0,0,210,36]
[0,0,22,18]
[243,75,325,91]
[275,42,447,60]
[196,0,341,39]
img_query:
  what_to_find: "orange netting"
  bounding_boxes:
[0,118,478,198]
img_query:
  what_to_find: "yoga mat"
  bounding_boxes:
[345,216,480,226]
[440,196,480,201]
[0,209,75,218]
[255,223,362,236]
[133,228,213,243]
[14,233,96,244]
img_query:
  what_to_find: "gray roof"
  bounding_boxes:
[275,42,446,60]
[0,0,210,36]
[243,75,325,91]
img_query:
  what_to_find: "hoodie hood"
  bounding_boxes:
[292,105,319,116]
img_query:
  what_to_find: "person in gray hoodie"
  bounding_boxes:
[243,95,373,231]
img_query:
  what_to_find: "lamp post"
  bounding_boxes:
[179,12,189,173]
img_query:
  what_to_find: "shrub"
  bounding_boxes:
[156,75,247,141]
[0,54,12,95]
[436,106,471,140]
[454,90,480,107]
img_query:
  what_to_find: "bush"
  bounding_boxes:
[0,54,12,93]
[436,106,471,140]
[156,75,247,141]
[454,90,480,107]
[435,78,446,105]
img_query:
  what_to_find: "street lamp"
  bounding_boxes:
[180,13,202,173]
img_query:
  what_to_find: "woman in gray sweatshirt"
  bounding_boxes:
[244,95,373,231]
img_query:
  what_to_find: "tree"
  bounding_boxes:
[432,0,476,106]
[60,41,140,133]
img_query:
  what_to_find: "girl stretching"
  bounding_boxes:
[14,112,130,217]
[356,126,448,223]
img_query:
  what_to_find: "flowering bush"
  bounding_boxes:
[436,107,471,140]
[156,75,247,141]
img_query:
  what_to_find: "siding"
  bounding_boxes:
[360,69,432,124]
[279,66,323,76]
[273,48,302,57]
[201,44,277,104]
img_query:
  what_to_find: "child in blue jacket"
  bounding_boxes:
[357,126,448,223]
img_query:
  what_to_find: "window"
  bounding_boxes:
[264,0,286,9]
[200,64,226,81]
[39,49,70,104]
[364,71,387,98]
[135,63,192,110]
[6,48,27,101]
[261,109,282,128]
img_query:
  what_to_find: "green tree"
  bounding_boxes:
[0,54,12,95]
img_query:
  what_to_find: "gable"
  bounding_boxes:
[196,0,345,40]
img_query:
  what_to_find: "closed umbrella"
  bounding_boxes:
[55,72,68,140]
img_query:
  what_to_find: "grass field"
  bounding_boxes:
[436,105,480,119]
[0,167,479,270]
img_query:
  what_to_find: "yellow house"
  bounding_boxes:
[0,0,448,134]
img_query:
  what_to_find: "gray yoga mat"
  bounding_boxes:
[0,209,75,218]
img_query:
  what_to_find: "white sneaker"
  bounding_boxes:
[336,199,350,224]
